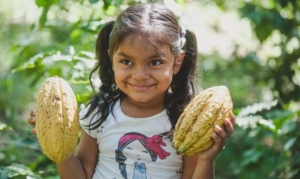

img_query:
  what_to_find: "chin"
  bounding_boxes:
[130,96,152,103]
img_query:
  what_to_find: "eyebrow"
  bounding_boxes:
[117,52,167,60]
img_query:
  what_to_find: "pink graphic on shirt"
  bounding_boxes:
[115,132,170,179]
[118,133,170,160]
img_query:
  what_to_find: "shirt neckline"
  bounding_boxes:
[115,98,167,121]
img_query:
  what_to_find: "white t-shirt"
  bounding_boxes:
[79,99,183,179]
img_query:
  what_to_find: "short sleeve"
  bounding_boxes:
[79,104,101,138]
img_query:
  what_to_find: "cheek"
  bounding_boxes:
[113,66,128,81]
[154,69,173,84]
[114,73,125,87]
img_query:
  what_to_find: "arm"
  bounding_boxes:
[56,128,98,179]
[191,158,214,179]
[27,110,99,179]
[181,154,214,179]
[181,154,198,179]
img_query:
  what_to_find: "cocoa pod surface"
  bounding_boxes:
[35,76,79,163]
[173,86,233,156]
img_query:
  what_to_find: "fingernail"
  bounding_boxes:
[212,132,217,138]
[216,125,221,130]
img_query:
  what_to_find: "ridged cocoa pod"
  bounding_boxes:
[35,76,79,163]
[173,86,233,156]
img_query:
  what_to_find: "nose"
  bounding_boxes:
[132,65,149,80]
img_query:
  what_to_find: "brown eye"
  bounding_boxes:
[120,60,133,66]
[149,60,163,66]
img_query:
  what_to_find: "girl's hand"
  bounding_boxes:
[27,109,37,135]
[197,113,235,162]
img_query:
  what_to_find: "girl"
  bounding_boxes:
[28,3,235,179]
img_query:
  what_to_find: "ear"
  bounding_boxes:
[108,49,111,59]
[173,52,185,75]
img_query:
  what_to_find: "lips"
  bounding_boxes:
[127,83,153,87]
[132,85,153,87]
[127,83,154,91]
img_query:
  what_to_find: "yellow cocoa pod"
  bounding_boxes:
[35,76,79,163]
[173,86,233,156]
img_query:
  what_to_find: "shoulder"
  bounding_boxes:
[79,103,100,138]
[79,99,120,138]
[79,103,101,125]
[79,98,120,121]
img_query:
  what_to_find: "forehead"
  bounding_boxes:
[114,33,172,58]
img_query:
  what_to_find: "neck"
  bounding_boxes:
[122,94,165,111]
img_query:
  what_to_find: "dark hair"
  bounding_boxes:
[81,3,198,133]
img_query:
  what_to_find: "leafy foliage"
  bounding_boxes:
[0,0,299,178]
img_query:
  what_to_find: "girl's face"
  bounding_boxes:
[122,140,152,164]
[110,33,184,107]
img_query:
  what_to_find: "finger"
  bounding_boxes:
[31,128,37,135]
[215,125,227,139]
[212,132,224,150]
[30,109,36,117]
[27,116,36,127]
[231,113,235,127]
[215,125,227,146]
[223,118,234,137]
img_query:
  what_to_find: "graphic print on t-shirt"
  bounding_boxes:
[115,132,171,179]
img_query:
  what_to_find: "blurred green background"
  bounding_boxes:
[0,0,299,178]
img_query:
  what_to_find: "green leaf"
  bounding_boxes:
[175,0,185,5]
[280,120,297,134]
[0,164,42,178]
[104,0,123,6]
[11,51,56,73]
[89,0,100,4]
[105,5,116,16]
[80,20,106,32]
[241,149,263,166]
[11,54,43,73]
[283,137,297,151]
[77,51,96,59]
[0,168,9,179]
[39,5,51,30]
[70,29,84,40]
[71,80,90,84]
[0,123,7,131]
[35,0,47,7]
[292,152,300,164]
[35,0,60,7]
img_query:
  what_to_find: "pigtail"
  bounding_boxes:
[166,29,198,129]
[80,21,123,130]
[95,21,115,92]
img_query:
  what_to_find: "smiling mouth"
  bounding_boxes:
[128,83,154,87]
[127,83,155,91]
